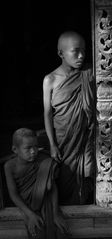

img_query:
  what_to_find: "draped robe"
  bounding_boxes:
[13,151,66,239]
[51,66,96,205]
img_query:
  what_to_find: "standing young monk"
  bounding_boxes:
[4,128,68,238]
[43,31,96,205]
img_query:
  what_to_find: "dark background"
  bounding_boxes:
[0,0,92,157]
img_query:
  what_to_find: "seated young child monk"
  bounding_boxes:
[4,128,68,239]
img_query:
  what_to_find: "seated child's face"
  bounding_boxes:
[17,136,38,162]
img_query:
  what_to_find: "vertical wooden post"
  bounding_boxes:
[91,0,112,207]
[0,166,3,209]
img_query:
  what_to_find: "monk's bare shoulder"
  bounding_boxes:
[43,66,64,89]
[43,71,56,89]
[4,157,16,174]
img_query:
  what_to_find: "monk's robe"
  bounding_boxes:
[51,66,96,205]
[13,151,67,239]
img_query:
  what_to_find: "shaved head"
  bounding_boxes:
[57,31,85,53]
[12,128,37,147]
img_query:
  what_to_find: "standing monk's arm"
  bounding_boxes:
[43,76,61,162]
[43,76,55,146]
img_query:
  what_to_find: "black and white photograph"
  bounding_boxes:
[0,0,112,238]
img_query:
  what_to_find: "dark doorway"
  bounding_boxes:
[0,1,92,157]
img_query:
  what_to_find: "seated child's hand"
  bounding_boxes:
[54,211,69,234]
[27,211,44,236]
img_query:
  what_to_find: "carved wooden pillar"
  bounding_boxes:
[92,0,112,207]
[0,166,3,209]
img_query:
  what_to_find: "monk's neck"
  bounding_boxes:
[61,62,80,77]
[16,156,30,166]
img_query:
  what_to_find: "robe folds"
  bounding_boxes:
[51,66,96,205]
[14,151,66,239]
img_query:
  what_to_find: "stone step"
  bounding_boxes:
[0,205,112,238]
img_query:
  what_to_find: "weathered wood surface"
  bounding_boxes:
[1,206,112,238]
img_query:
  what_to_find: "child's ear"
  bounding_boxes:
[58,49,63,58]
[12,145,17,154]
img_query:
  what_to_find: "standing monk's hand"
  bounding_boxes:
[50,143,62,163]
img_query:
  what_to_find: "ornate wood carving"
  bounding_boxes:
[93,0,112,207]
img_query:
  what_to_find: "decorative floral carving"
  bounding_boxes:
[97,9,112,33]
[97,101,112,120]
[97,83,112,99]
[95,0,112,208]
[96,8,112,81]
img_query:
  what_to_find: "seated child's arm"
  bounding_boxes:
[4,161,44,235]
[4,160,33,216]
